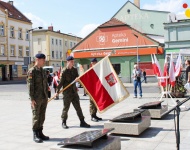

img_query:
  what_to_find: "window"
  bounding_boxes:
[18,28,22,39]
[0,25,4,36]
[52,39,54,45]
[0,45,5,55]
[10,26,14,38]
[26,30,29,40]
[65,41,67,47]
[59,40,62,45]
[26,47,29,56]
[70,42,72,48]
[60,52,62,58]
[56,51,58,59]
[18,46,23,57]
[73,43,76,46]
[10,45,15,56]
[52,51,54,58]
[56,39,58,45]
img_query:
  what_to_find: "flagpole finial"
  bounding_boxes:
[108,50,116,57]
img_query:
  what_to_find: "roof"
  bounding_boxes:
[98,18,128,28]
[0,1,31,23]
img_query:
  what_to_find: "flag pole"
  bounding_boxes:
[48,80,75,102]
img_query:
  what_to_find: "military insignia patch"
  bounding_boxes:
[105,73,117,87]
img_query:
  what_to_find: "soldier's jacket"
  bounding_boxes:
[27,66,48,100]
[57,67,78,95]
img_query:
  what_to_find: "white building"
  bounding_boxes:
[0,1,32,81]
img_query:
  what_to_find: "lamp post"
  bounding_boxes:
[133,33,139,66]
[27,27,42,67]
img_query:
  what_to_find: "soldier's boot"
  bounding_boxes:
[91,115,98,122]
[80,119,91,128]
[33,130,43,143]
[94,115,102,121]
[62,120,69,129]
[39,127,49,140]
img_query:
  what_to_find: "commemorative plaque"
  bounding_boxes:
[104,110,151,135]
[57,128,114,147]
[137,101,168,119]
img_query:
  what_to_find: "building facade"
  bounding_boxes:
[112,0,170,37]
[72,19,164,83]
[32,26,82,68]
[0,1,32,81]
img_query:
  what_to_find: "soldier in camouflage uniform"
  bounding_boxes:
[27,53,49,143]
[55,56,90,129]
[90,58,102,122]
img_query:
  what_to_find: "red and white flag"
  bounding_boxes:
[151,54,156,75]
[79,56,129,113]
[153,54,163,77]
[175,53,182,77]
[169,54,176,87]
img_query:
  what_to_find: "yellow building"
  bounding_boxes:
[32,26,82,68]
[0,1,32,81]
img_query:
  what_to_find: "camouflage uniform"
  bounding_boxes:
[57,67,84,121]
[90,99,97,116]
[27,66,48,130]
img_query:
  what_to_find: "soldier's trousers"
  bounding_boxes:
[61,93,84,120]
[32,99,48,130]
[90,99,97,116]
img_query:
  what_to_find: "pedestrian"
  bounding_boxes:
[26,53,49,143]
[55,56,90,129]
[46,70,52,98]
[53,71,59,100]
[90,58,102,122]
[142,69,147,83]
[132,64,142,98]
[185,60,190,82]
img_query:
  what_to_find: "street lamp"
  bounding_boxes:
[27,26,42,66]
[133,33,139,66]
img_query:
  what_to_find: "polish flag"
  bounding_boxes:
[169,54,176,86]
[79,56,129,113]
[53,76,59,87]
[153,54,163,77]
[161,56,168,87]
[175,53,182,77]
[151,54,156,75]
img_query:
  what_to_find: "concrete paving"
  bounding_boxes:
[0,82,190,150]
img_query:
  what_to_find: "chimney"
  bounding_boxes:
[48,26,53,31]
[134,0,140,8]
[8,1,14,5]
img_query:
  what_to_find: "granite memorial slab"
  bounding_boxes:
[50,128,121,150]
[104,110,151,135]
[138,101,168,119]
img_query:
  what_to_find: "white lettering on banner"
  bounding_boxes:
[112,33,126,38]
[112,38,128,43]
[91,52,111,57]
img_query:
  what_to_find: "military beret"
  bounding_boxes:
[35,53,46,59]
[91,58,97,62]
[66,56,74,61]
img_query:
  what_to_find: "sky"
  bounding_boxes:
[3,0,188,38]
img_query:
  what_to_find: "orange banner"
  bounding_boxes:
[73,47,163,58]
